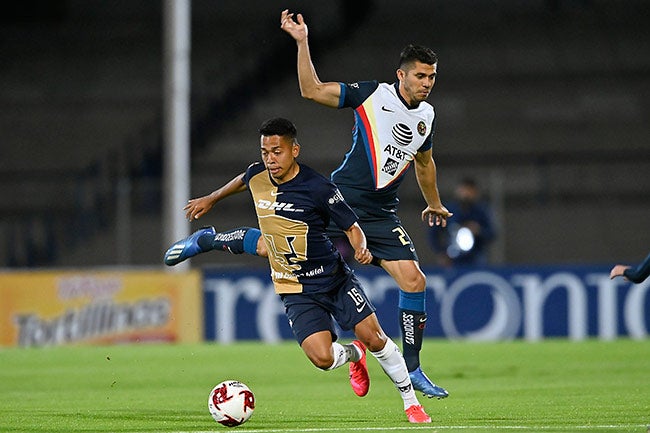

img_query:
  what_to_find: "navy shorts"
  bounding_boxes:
[328,217,419,262]
[280,274,376,345]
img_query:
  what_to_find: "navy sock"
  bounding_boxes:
[398,290,426,372]
[208,227,261,255]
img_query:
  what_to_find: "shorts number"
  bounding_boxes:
[347,287,364,306]
[392,226,411,246]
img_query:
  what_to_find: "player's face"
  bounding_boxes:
[260,135,300,183]
[397,61,437,106]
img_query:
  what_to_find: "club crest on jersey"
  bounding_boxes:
[391,123,413,146]
[256,199,303,212]
[417,121,427,136]
[382,158,399,176]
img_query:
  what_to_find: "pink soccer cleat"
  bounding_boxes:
[405,405,432,423]
[348,340,370,397]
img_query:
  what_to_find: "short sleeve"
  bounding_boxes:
[339,80,380,109]
[318,182,359,231]
[417,116,435,153]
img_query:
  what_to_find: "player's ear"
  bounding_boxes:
[292,143,300,158]
[396,68,405,81]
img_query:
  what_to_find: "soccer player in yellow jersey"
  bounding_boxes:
[165,118,432,423]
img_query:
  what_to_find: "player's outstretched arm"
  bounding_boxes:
[414,149,452,227]
[343,222,373,265]
[280,9,341,108]
[184,173,247,221]
[610,252,650,283]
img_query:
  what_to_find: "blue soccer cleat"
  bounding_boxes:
[164,226,216,266]
[409,367,449,399]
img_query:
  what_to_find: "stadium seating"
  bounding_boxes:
[1,0,649,267]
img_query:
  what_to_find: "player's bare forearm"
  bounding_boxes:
[184,173,247,221]
[295,39,340,106]
[414,152,443,208]
[281,9,340,107]
[344,223,373,265]
[415,152,452,226]
[418,175,443,208]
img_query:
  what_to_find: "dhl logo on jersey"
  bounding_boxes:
[256,199,304,212]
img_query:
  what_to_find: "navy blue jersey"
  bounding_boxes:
[332,81,436,218]
[243,162,359,294]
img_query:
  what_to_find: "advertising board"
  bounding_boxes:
[204,266,649,342]
[0,270,202,347]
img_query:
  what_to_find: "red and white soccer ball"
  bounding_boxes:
[208,380,255,427]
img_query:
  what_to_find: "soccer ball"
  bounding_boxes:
[208,380,255,427]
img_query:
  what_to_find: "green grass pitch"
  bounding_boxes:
[0,339,648,433]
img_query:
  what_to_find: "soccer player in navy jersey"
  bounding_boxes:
[165,118,432,423]
[610,252,650,283]
[165,10,451,401]
[278,9,451,399]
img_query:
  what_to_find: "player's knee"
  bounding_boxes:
[306,349,334,370]
[356,318,389,352]
[387,261,427,293]
[402,269,426,292]
[364,333,388,353]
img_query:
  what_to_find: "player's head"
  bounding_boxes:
[259,117,298,142]
[396,44,438,106]
[259,117,301,183]
[399,44,438,69]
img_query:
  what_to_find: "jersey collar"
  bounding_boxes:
[393,81,420,110]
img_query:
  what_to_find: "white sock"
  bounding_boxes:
[370,338,419,409]
[327,342,360,370]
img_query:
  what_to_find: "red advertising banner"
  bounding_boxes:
[0,270,202,347]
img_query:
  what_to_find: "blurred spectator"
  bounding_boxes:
[428,177,496,267]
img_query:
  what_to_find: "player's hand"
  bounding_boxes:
[183,196,215,221]
[354,247,373,265]
[609,264,630,280]
[422,204,453,227]
[280,9,308,42]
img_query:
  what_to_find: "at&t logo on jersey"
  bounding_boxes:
[391,123,413,146]
[383,144,408,161]
[256,199,304,212]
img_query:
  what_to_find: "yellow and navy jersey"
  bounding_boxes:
[332,81,435,218]
[243,162,359,294]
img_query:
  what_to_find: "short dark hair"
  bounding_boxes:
[259,117,297,140]
[399,44,438,69]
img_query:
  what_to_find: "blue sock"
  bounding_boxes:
[210,227,260,256]
[243,228,261,256]
[399,290,426,372]
[399,290,426,313]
